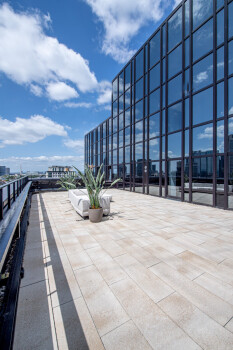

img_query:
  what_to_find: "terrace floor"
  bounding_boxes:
[14,190,233,350]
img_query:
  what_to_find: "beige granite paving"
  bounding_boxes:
[14,190,233,350]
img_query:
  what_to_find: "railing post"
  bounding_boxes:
[7,184,11,209]
[17,180,19,196]
[13,182,16,202]
[0,188,3,220]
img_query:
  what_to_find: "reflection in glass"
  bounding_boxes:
[168,7,182,51]
[192,0,213,30]
[135,142,143,162]
[168,160,181,198]
[193,124,213,155]
[112,165,118,180]
[184,69,190,97]
[124,163,130,182]
[185,0,190,37]
[229,40,233,76]
[217,10,224,47]
[119,130,123,147]
[113,149,117,164]
[150,31,160,68]
[229,78,233,115]
[168,74,182,105]
[168,44,182,79]
[229,2,233,39]
[125,146,130,163]
[162,58,166,84]
[229,157,233,201]
[168,132,182,158]
[119,94,124,114]
[149,89,160,115]
[193,54,213,92]
[168,102,182,133]
[135,50,144,80]
[125,126,130,145]
[162,25,166,57]
[162,85,166,109]
[113,100,118,118]
[192,157,213,205]
[119,72,124,96]
[113,117,118,133]
[109,135,112,151]
[113,78,118,101]
[135,100,143,122]
[217,47,224,81]
[217,120,224,153]
[193,87,213,125]
[216,156,224,207]
[125,109,130,127]
[184,158,189,201]
[125,88,131,110]
[162,136,165,159]
[217,82,224,118]
[149,63,160,92]
[193,19,213,62]
[119,147,123,164]
[149,161,160,196]
[113,133,118,149]
[185,130,189,157]
[185,98,189,128]
[135,77,143,102]
[185,38,190,68]
[125,64,131,91]
[229,118,233,153]
[149,138,160,160]
[135,121,143,143]
[162,109,165,135]
[216,0,224,10]
[149,113,160,138]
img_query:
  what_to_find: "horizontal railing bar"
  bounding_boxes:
[0,176,28,190]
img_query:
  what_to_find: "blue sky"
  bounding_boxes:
[0,0,179,172]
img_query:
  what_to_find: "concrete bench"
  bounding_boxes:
[68,190,111,217]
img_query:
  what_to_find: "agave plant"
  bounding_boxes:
[72,164,121,209]
[57,175,76,191]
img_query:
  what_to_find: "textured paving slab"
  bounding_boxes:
[14,190,233,349]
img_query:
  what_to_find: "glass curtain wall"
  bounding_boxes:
[85,0,233,210]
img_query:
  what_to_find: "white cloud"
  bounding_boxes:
[64,139,84,150]
[46,82,78,101]
[198,126,213,140]
[97,80,112,105]
[0,155,84,172]
[173,0,181,9]
[85,0,167,63]
[0,114,68,147]
[194,71,208,84]
[0,3,97,99]
[64,102,93,108]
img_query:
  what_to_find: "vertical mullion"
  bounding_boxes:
[189,0,193,203]
[165,19,168,197]
[213,0,217,207]
[181,1,185,202]
[159,26,163,197]
[224,0,229,209]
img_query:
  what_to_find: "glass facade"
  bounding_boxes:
[85,0,233,210]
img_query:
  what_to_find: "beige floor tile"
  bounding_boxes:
[67,250,93,270]
[75,265,130,336]
[159,293,233,350]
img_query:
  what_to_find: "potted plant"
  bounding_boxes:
[57,175,76,195]
[72,164,121,223]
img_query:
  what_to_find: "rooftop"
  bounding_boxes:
[14,190,233,349]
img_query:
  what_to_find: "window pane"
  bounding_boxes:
[119,130,123,147]
[149,161,160,195]
[229,2,233,39]
[162,25,166,57]
[217,120,224,153]
[113,100,118,118]
[119,147,123,164]
[217,10,224,46]
[229,78,233,115]
[193,19,213,62]
[135,77,143,102]
[168,102,182,133]
[168,44,182,79]
[149,63,160,92]
[113,149,117,164]
[113,117,118,133]
[185,98,189,128]
[184,68,190,97]
[135,121,143,142]
[125,88,131,110]
[185,0,190,37]
[125,126,130,145]
[168,160,182,198]
[119,95,124,114]
[185,38,190,68]
[217,82,224,118]
[168,74,182,105]
[229,118,233,152]
[217,46,224,81]
[149,89,160,115]
[216,0,224,10]
[125,146,130,163]
[168,7,182,51]
[125,64,131,91]
[113,78,118,101]
[192,157,213,205]
[162,85,166,109]
[135,142,143,162]
[113,133,117,149]
[135,50,144,80]
[162,109,165,134]
[185,129,189,156]
[135,100,143,122]
[125,109,130,127]
[119,72,124,96]
[193,0,213,30]
[168,132,182,158]
[193,87,213,125]
[150,31,160,68]
[229,40,233,76]
[193,124,213,155]
[193,54,213,92]
[149,138,160,160]
[149,113,160,138]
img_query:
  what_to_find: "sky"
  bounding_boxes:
[0,0,180,173]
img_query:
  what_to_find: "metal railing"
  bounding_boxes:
[0,176,29,221]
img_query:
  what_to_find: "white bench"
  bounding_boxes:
[68,190,111,217]
[70,189,112,201]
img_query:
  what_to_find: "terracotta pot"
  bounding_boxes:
[88,207,103,223]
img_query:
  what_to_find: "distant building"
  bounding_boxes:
[0,166,10,176]
[46,166,76,178]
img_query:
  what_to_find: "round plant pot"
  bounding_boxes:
[88,207,103,223]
